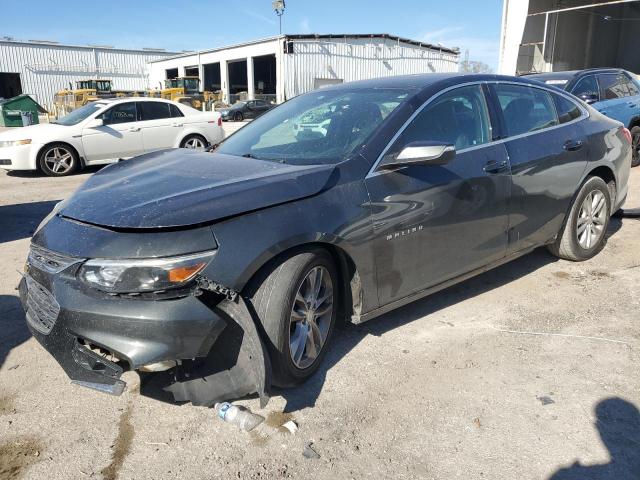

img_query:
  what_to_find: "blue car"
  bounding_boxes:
[528,68,640,167]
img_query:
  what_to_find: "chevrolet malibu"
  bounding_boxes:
[0,97,224,176]
[19,74,631,407]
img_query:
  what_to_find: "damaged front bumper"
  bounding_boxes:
[19,267,271,407]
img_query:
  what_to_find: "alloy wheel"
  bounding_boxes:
[632,132,640,165]
[288,266,334,369]
[576,190,607,249]
[184,137,206,150]
[44,147,73,174]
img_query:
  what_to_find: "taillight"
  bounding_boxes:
[621,127,632,144]
[218,117,222,127]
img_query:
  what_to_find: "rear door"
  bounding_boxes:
[490,83,588,253]
[595,72,636,125]
[81,101,144,161]
[138,101,180,151]
[366,84,511,305]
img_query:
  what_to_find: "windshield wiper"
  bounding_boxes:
[241,153,286,164]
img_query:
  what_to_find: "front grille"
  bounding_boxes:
[25,276,60,335]
[28,244,82,274]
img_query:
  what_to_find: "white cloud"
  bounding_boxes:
[242,9,277,26]
[418,27,500,70]
[299,18,311,34]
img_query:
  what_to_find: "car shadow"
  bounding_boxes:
[548,397,640,479]
[0,200,61,244]
[278,247,558,413]
[0,294,30,370]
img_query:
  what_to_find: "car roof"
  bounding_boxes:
[96,97,177,106]
[526,68,626,82]
[316,72,556,92]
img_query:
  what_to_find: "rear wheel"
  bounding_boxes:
[180,134,208,151]
[38,143,78,177]
[631,126,640,167]
[250,249,338,387]
[548,176,611,261]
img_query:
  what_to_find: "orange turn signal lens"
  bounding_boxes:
[168,263,206,283]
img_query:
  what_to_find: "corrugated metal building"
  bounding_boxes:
[0,39,179,112]
[148,34,460,104]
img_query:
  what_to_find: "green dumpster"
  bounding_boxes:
[0,95,47,127]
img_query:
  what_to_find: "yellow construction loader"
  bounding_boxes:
[53,80,145,118]
[148,77,221,110]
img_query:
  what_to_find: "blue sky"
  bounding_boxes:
[0,0,503,69]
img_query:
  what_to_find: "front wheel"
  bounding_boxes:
[250,249,338,387]
[548,176,611,261]
[630,126,640,167]
[233,111,244,122]
[38,143,79,176]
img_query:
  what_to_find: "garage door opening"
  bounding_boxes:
[165,68,178,80]
[203,62,221,93]
[0,73,22,99]
[228,59,248,104]
[252,54,276,103]
[518,0,640,74]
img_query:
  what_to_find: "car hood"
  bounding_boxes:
[0,122,67,141]
[59,149,337,229]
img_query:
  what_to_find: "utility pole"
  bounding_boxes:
[273,0,286,34]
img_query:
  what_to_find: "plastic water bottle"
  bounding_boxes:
[214,402,264,432]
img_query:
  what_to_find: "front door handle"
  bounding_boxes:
[483,160,508,174]
[564,139,584,151]
[129,126,141,132]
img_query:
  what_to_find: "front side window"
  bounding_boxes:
[598,73,631,99]
[139,102,171,121]
[494,84,558,137]
[101,102,137,125]
[571,75,599,100]
[385,85,492,157]
[553,94,582,124]
[216,88,413,165]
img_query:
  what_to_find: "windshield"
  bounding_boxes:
[217,88,412,165]
[53,102,105,126]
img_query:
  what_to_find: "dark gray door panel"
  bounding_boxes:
[365,143,510,305]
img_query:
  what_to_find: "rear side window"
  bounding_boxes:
[571,75,599,100]
[387,85,492,152]
[553,94,582,124]
[139,102,171,121]
[169,104,184,117]
[494,84,558,137]
[598,73,634,99]
[101,102,137,125]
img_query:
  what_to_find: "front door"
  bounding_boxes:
[82,101,144,162]
[365,84,510,305]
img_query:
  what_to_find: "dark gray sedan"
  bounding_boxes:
[20,73,631,407]
[218,99,274,122]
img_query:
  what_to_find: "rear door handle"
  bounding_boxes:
[564,139,584,151]
[172,123,184,127]
[128,126,141,132]
[483,160,508,174]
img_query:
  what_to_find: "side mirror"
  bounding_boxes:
[579,93,598,105]
[86,118,104,128]
[378,142,456,170]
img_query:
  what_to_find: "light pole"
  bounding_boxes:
[273,0,286,35]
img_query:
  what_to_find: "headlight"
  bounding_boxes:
[78,250,216,293]
[0,139,31,148]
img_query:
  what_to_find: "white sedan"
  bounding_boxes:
[0,98,224,176]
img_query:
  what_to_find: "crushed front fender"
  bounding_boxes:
[142,294,272,408]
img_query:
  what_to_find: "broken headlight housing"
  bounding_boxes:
[78,251,216,293]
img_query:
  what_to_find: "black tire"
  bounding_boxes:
[233,111,244,122]
[250,249,338,387]
[37,143,79,177]
[548,176,611,261]
[180,134,208,150]
[631,126,640,167]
